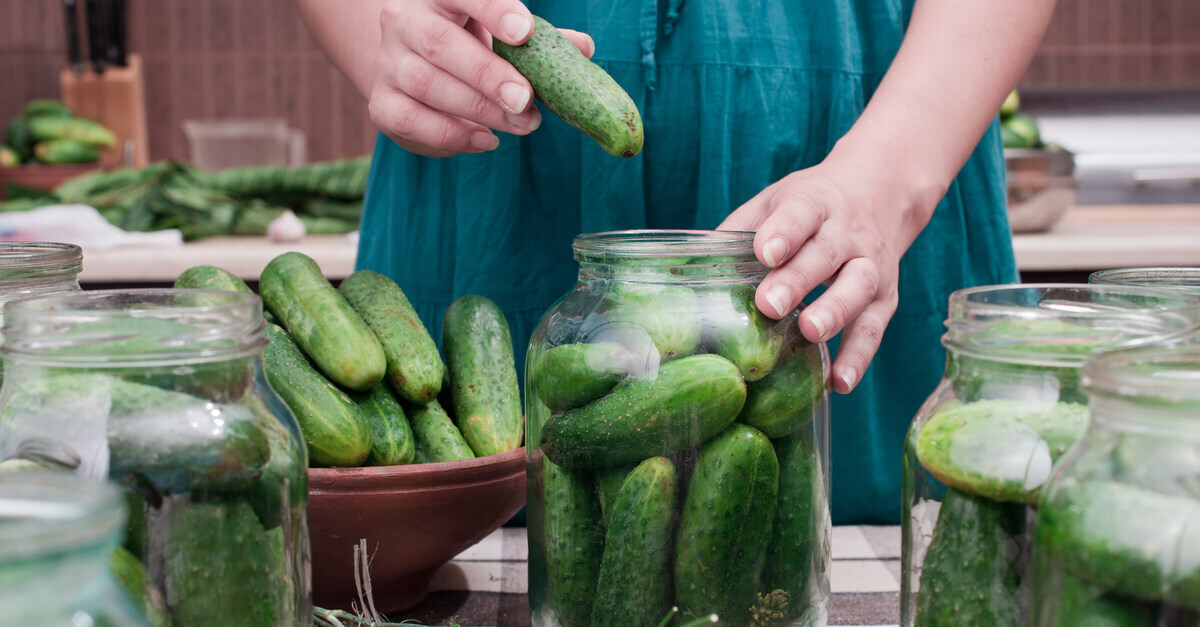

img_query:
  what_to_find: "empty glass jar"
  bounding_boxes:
[526,230,831,627]
[0,241,82,384]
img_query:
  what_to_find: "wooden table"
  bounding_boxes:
[1011,204,1200,272]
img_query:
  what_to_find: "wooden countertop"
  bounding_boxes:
[1011,204,1200,271]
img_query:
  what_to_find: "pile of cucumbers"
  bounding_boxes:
[175,252,524,468]
[2,99,116,166]
[526,281,830,626]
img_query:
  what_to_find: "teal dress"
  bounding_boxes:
[356,0,1017,524]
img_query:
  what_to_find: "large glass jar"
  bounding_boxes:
[1032,344,1200,626]
[901,284,1200,627]
[0,241,83,383]
[0,471,149,626]
[525,230,831,627]
[0,289,311,626]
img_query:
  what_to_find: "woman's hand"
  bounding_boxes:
[369,0,594,157]
[718,145,942,395]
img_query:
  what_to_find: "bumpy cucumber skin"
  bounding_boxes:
[532,341,630,412]
[591,457,677,627]
[260,252,386,391]
[738,344,826,438]
[339,270,444,404]
[541,354,747,470]
[1037,569,1162,627]
[493,15,643,158]
[539,459,604,627]
[263,323,372,467]
[762,428,828,620]
[174,264,252,293]
[915,487,1026,627]
[442,294,524,457]
[674,424,779,626]
[109,546,170,627]
[600,283,701,363]
[697,284,783,382]
[404,398,476,463]
[352,383,416,466]
[594,463,635,522]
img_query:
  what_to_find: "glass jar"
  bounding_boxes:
[525,230,832,627]
[900,284,1200,627]
[0,289,312,626]
[1032,343,1200,626]
[1090,267,1200,294]
[0,241,83,383]
[0,471,148,626]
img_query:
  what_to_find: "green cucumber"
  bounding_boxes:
[914,487,1026,627]
[914,399,1088,503]
[697,284,783,382]
[24,99,73,118]
[442,294,523,457]
[591,457,677,627]
[492,15,643,158]
[738,344,826,438]
[352,382,415,466]
[109,546,169,627]
[597,283,701,363]
[33,138,98,164]
[674,424,779,626]
[5,117,33,160]
[260,251,386,391]
[262,323,371,467]
[1036,570,1161,627]
[541,354,747,470]
[339,270,444,404]
[594,463,635,522]
[532,341,632,412]
[27,115,115,147]
[1037,480,1200,608]
[174,264,252,293]
[761,428,828,619]
[405,399,475,463]
[539,459,604,626]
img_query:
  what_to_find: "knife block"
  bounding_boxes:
[59,53,150,169]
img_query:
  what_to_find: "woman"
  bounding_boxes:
[295,0,1056,523]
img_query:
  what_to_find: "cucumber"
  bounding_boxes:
[260,251,386,391]
[442,294,523,457]
[33,138,99,164]
[339,270,444,404]
[109,546,169,627]
[596,283,701,363]
[697,284,783,382]
[541,354,747,470]
[532,342,632,412]
[761,428,828,619]
[24,99,73,118]
[914,487,1026,627]
[594,463,635,522]
[492,15,643,158]
[738,344,826,438]
[27,115,115,147]
[174,264,252,293]
[674,424,779,626]
[405,398,475,463]
[914,399,1088,503]
[591,457,677,627]
[539,459,604,626]
[352,382,416,466]
[5,117,33,160]
[0,145,18,167]
[1037,480,1200,608]
[1036,569,1161,627]
[262,323,372,467]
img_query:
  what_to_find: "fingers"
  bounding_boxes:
[369,88,498,158]
[558,29,596,58]
[385,52,542,134]
[826,299,895,394]
[436,0,534,45]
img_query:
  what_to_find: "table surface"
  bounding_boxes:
[376,525,902,627]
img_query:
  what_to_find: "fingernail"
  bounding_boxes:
[471,131,499,151]
[809,309,833,339]
[506,110,541,132]
[840,367,858,391]
[500,12,532,42]
[582,34,595,56]
[762,237,788,267]
[500,82,531,114]
[763,285,792,318]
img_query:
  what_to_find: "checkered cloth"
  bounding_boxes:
[397,526,902,627]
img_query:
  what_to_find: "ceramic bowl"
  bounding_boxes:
[307,447,527,615]
[1005,147,1077,233]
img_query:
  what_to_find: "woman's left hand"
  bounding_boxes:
[718,149,940,395]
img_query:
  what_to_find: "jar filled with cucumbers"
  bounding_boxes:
[901,284,1200,627]
[0,289,311,626]
[525,230,832,627]
[1031,343,1200,626]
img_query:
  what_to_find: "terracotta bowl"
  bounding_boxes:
[0,163,99,200]
[308,447,527,615]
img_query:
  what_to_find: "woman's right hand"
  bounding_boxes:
[370,0,594,158]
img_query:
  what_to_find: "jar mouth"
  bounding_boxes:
[1089,267,1200,294]
[943,284,1200,366]
[3,288,267,366]
[0,472,123,564]
[0,242,82,281]
[573,230,759,263]
[1083,342,1200,406]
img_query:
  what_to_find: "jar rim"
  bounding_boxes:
[1089,267,1200,293]
[0,472,123,563]
[573,230,758,260]
[2,288,267,366]
[0,241,83,280]
[1083,342,1200,405]
[943,283,1200,366]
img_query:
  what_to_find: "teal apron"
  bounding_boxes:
[356,0,1018,524]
